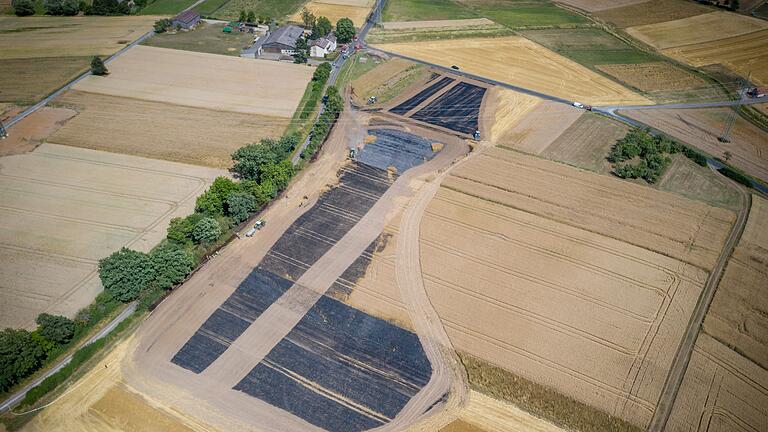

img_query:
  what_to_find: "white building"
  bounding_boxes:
[310,34,338,58]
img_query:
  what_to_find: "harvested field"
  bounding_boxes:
[625,12,768,50]
[595,62,725,103]
[0,16,157,59]
[661,29,768,86]
[438,390,566,432]
[658,155,742,210]
[373,37,651,106]
[410,82,487,134]
[349,57,428,106]
[482,87,541,145]
[382,18,494,29]
[366,22,512,44]
[50,91,288,168]
[73,45,313,117]
[521,28,656,67]
[540,112,629,172]
[622,107,768,183]
[0,57,90,106]
[316,0,373,6]
[457,0,588,28]
[0,144,224,329]
[496,101,582,154]
[554,0,645,12]
[289,1,372,27]
[418,147,735,427]
[666,333,768,432]
[703,195,768,368]
[594,0,713,28]
[0,107,77,157]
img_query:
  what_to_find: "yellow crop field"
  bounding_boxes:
[373,37,651,106]
[626,11,768,50]
[291,1,372,27]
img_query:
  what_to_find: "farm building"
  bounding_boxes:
[261,25,304,55]
[171,10,200,30]
[310,34,337,58]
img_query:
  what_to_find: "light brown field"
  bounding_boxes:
[0,16,157,59]
[349,57,428,106]
[595,0,714,28]
[50,91,288,168]
[315,0,373,6]
[72,45,313,118]
[703,195,768,369]
[381,18,495,30]
[0,57,90,105]
[595,62,725,103]
[436,391,565,432]
[496,101,583,154]
[0,107,77,157]
[290,1,372,27]
[625,11,768,50]
[373,37,651,106]
[481,88,542,145]
[0,144,225,329]
[658,155,742,210]
[622,107,768,183]
[662,30,768,86]
[416,147,734,427]
[555,0,646,12]
[0,0,11,12]
[540,112,628,172]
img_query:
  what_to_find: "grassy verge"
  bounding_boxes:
[458,352,642,432]
[140,0,199,15]
[141,22,253,56]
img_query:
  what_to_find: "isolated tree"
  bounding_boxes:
[35,314,76,345]
[192,217,221,244]
[12,0,35,16]
[312,16,332,39]
[0,329,47,392]
[150,243,194,290]
[98,248,154,302]
[246,10,255,23]
[90,56,108,76]
[335,17,355,43]
[301,7,316,28]
[724,150,733,162]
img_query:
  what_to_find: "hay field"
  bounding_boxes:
[373,37,651,106]
[381,18,494,29]
[482,87,542,145]
[439,391,566,432]
[497,101,583,154]
[0,57,90,106]
[623,107,768,183]
[50,91,288,168]
[0,16,157,59]
[595,62,724,103]
[658,156,742,210]
[73,45,313,117]
[594,0,713,28]
[625,11,768,50]
[555,0,645,12]
[540,112,628,172]
[349,57,429,106]
[0,144,224,329]
[290,1,372,27]
[703,195,768,368]
[417,147,734,427]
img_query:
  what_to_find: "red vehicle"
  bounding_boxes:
[747,87,766,98]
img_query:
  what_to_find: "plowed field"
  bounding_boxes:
[72,45,313,117]
[595,0,712,28]
[417,147,734,427]
[373,36,651,106]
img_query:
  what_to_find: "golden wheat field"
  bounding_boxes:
[290,1,372,27]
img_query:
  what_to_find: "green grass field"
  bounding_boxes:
[522,28,657,66]
[140,0,199,15]
[461,0,588,28]
[212,0,305,20]
[142,22,252,56]
[194,0,231,16]
[382,0,477,21]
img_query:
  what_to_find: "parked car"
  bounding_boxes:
[451,65,460,70]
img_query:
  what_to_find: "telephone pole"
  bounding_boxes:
[719,72,750,143]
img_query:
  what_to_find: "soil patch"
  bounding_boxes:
[594,0,712,28]
[0,107,77,157]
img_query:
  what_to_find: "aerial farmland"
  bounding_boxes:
[1,0,768,432]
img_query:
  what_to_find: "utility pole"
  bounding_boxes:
[719,72,750,143]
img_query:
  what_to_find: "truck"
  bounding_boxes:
[245,220,266,237]
[747,87,766,98]
[572,102,593,111]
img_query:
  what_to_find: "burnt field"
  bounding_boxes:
[411,82,487,134]
[389,76,455,115]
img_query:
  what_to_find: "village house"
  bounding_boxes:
[310,34,337,58]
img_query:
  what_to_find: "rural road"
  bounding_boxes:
[0,302,137,414]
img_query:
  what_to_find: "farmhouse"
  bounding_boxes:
[171,10,200,30]
[310,34,337,58]
[261,25,304,55]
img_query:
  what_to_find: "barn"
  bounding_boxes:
[261,25,304,55]
[171,10,200,30]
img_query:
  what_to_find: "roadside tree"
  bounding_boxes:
[193,217,221,243]
[98,248,154,302]
[335,17,355,43]
[11,0,35,16]
[150,243,194,290]
[312,16,332,39]
[91,56,108,76]
[227,191,257,222]
[0,329,47,392]
[35,314,75,345]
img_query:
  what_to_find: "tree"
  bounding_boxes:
[88,0,127,15]
[98,248,154,302]
[312,16,332,39]
[154,18,172,33]
[150,243,194,290]
[35,314,75,345]
[294,36,308,64]
[195,177,240,216]
[12,0,35,16]
[242,180,274,208]
[226,191,257,222]
[167,214,200,244]
[91,56,108,76]
[724,150,733,162]
[239,9,247,22]
[231,135,297,180]
[301,7,316,28]
[730,0,739,10]
[193,217,221,243]
[0,329,47,392]
[246,10,255,23]
[335,17,355,43]
[44,0,79,15]
[260,160,295,191]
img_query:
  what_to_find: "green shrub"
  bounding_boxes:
[719,165,753,187]
[682,145,708,166]
[12,0,36,16]
[44,0,79,15]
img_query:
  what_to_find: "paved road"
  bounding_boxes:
[0,303,137,414]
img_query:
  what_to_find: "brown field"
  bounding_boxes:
[0,0,10,12]
[496,101,583,154]
[0,144,225,329]
[1,107,77,157]
[381,18,495,30]
[418,147,734,427]
[290,1,372,27]
[662,29,768,86]
[0,16,157,59]
[540,112,628,172]
[595,62,725,103]
[622,107,768,183]
[316,0,373,6]
[0,57,90,105]
[625,11,768,50]
[703,195,768,369]
[658,155,742,210]
[482,88,542,145]
[72,45,313,118]
[555,0,646,12]
[373,37,651,106]
[594,0,713,28]
[349,57,429,106]
[666,333,768,431]
[50,91,288,168]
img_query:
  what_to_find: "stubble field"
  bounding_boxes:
[72,45,313,117]
[625,12,768,50]
[50,91,288,168]
[0,57,90,106]
[539,112,628,172]
[0,144,225,329]
[594,0,712,28]
[290,0,373,27]
[595,62,726,103]
[554,0,645,12]
[373,36,651,105]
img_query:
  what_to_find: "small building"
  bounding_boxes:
[260,25,304,56]
[171,10,200,30]
[310,34,337,58]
